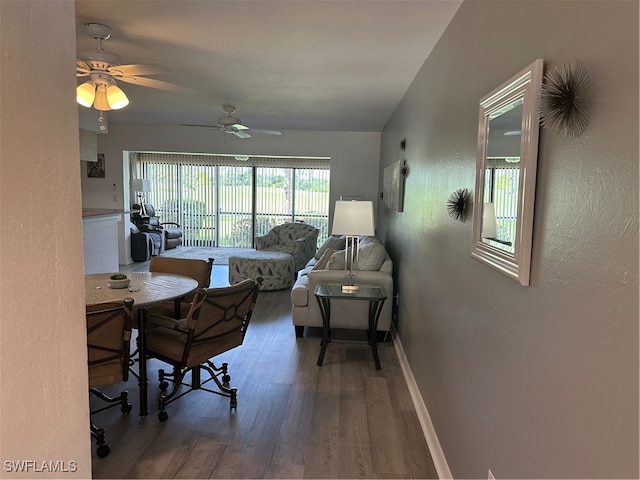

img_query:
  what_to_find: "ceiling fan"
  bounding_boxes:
[183,104,282,139]
[76,23,197,111]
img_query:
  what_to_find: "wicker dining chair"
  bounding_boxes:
[145,277,262,421]
[86,298,134,458]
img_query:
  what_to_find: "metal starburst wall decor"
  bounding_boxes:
[447,188,471,222]
[540,59,591,138]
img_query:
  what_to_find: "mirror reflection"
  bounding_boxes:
[481,99,524,254]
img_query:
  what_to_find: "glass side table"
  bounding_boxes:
[314,283,387,370]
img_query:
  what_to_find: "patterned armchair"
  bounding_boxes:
[254,222,319,272]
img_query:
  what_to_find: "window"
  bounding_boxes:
[131,153,330,247]
[483,159,520,253]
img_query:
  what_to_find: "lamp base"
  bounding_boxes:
[341,284,360,293]
[136,194,146,215]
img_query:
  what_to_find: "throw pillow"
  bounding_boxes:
[315,235,346,259]
[326,249,347,270]
[311,249,335,271]
[357,241,387,271]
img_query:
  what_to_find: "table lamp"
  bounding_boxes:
[331,200,375,292]
[131,179,151,215]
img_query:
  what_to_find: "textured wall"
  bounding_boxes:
[0,1,92,477]
[379,1,639,478]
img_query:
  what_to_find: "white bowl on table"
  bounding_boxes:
[108,277,131,289]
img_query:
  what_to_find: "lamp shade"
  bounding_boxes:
[76,81,96,108]
[93,85,111,111]
[106,84,129,110]
[331,200,375,236]
[131,179,151,192]
[482,202,497,238]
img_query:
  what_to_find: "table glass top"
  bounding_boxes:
[85,272,198,308]
[314,283,386,300]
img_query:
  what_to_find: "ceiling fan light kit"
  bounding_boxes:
[77,77,129,111]
[76,22,196,112]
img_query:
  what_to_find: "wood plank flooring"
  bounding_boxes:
[90,248,437,479]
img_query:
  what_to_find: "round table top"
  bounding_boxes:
[85,272,198,308]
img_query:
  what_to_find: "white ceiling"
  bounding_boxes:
[75,0,462,133]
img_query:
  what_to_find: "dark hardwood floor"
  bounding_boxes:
[90,248,437,478]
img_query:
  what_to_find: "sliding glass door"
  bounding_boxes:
[132,153,329,248]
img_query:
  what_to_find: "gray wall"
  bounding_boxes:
[379,1,638,478]
[87,125,381,211]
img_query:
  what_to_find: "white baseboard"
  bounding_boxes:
[391,327,453,479]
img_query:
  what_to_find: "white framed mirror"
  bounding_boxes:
[471,59,544,286]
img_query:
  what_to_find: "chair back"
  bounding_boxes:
[182,278,262,366]
[86,298,134,387]
[149,256,214,301]
[276,222,318,246]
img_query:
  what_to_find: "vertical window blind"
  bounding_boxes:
[484,159,520,252]
[131,153,330,247]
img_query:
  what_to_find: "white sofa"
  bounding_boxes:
[290,235,393,338]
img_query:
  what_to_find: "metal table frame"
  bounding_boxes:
[314,283,387,370]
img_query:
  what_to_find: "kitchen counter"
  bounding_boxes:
[82,210,129,274]
[82,208,130,218]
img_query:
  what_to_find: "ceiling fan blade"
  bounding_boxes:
[76,60,92,73]
[249,129,282,136]
[232,123,250,130]
[118,75,197,94]
[232,130,252,139]
[109,63,170,77]
[182,123,221,128]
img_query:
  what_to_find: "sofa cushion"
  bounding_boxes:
[312,249,335,271]
[315,235,346,259]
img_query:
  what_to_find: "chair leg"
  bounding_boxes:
[229,387,238,410]
[89,388,132,414]
[128,338,141,380]
[90,422,111,458]
[220,362,231,387]
[158,368,170,390]
[88,388,131,456]
[157,367,190,421]
[157,361,241,420]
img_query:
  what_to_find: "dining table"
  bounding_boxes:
[85,272,198,416]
